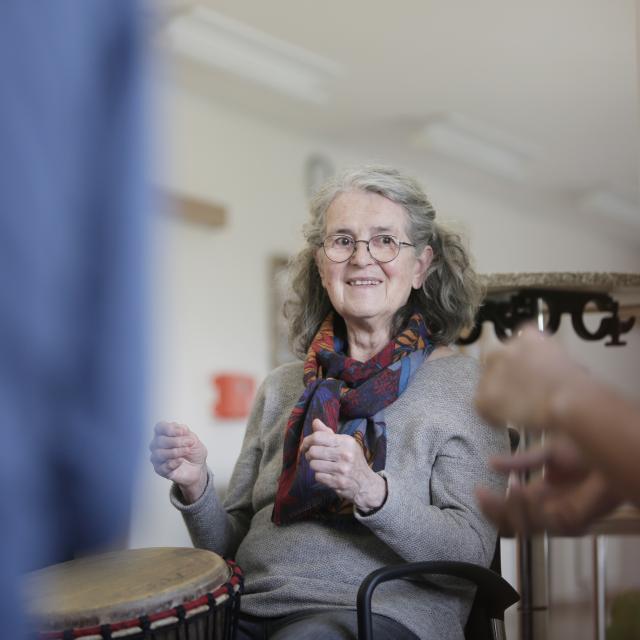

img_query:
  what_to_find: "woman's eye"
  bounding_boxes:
[379,235,394,245]
[336,236,352,247]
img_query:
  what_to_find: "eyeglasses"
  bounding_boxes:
[320,234,415,264]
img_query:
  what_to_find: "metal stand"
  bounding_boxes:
[514,300,549,640]
[517,531,549,640]
[592,536,606,640]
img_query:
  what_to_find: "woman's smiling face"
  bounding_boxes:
[316,189,432,339]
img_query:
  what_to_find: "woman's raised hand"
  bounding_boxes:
[301,418,387,513]
[149,421,208,503]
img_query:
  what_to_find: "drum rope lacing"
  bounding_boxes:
[38,560,244,640]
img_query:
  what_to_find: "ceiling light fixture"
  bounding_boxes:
[162,5,342,104]
[413,113,537,181]
[578,189,640,227]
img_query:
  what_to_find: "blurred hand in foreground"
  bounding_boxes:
[475,325,589,432]
[475,436,620,535]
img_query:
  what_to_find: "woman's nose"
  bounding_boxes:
[349,240,374,265]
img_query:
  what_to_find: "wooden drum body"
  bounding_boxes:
[24,547,243,639]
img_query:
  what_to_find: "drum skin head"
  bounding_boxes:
[23,547,231,632]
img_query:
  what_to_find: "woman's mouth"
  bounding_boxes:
[346,279,381,286]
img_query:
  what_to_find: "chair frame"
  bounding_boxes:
[357,558,519,640]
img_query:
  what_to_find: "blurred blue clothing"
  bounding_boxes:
[0,2,149,637]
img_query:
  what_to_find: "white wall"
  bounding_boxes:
[128,82,640,623]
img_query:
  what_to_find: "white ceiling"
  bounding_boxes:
[159,0,640,235]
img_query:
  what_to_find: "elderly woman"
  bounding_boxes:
[150,166,508,640]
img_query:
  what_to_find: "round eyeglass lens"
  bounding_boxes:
[369,235,400,262]
[324,235,354,262]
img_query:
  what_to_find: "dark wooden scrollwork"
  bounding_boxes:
[458,289,635,347]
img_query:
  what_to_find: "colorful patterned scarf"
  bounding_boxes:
[272,311,433,525]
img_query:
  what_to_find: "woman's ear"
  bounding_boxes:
[412,245,433,289]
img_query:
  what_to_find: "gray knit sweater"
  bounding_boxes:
[170,354,508,639]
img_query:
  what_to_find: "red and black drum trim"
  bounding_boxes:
[38,560,244,640]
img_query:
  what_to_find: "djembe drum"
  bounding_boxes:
[24,547,243,640]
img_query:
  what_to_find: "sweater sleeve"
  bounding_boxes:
[169,379,267,558]
[355,374,509,567]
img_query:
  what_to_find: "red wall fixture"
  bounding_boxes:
[212,373,256,419]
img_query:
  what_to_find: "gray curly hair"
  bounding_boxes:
[285,165,483,358]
